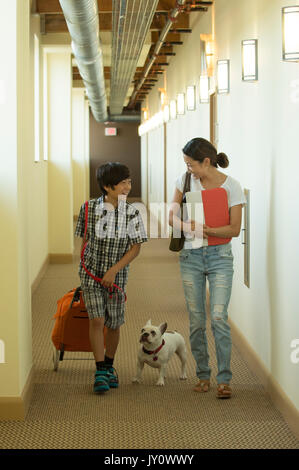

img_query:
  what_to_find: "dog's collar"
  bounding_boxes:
[143,339,165,361]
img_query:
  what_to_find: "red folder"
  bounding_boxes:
[201,187,231,246]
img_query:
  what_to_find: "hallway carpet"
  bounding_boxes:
[0,237,298,449]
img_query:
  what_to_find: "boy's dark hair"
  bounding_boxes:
[96,162,130,195]
[182,137,229,168]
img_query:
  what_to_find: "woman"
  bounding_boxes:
[169,138,246,398]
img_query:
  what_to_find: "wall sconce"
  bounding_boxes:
[163,104,170,122]
[205,40,215,77]
[217,60,230,94]
[177,93,185,115]
[170,100,177,119]
[159,88,166,107]
[199,75,210,103]
[142,108,148,121]
[209,76,216,95]
[138,123,144,136]
[200,34,215,77]
[187,86,196,110]
[242,39,258,81]
[153,111,164,128]
[282,6,299,61]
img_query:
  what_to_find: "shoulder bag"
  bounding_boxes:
[169,172,191,252]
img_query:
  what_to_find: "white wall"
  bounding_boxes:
[140,134,148,205]
[144,9,212,205]
[72,88,87,215]
[29,15,48,287]
[0,0,32,398]
[140,0,299,414]
[84,100,90,200]
[47,50,73,255]
[215,0,299,412]
[148,126,165,205]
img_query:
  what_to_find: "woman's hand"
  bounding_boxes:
[101,267,118,288]
[203,225,217,238]
[184,220,208,239]
[203,224,210,239]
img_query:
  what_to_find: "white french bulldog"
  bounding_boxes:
[132,320,187,386]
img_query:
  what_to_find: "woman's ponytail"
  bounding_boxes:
[217,152,229,168]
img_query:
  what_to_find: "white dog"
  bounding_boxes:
[132,320,187,386]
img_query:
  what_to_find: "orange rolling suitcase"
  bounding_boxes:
[52,286,91,370]
[51,286,107,371]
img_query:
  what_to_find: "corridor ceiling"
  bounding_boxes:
[34,0,213,116]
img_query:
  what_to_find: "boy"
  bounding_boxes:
[75,162,147,393]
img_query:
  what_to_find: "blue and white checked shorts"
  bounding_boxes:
[82,287,125,329]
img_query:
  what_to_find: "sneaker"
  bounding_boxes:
[107,367,119,389]
[94,369,110,394]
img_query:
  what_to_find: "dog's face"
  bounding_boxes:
[139,320,167,346]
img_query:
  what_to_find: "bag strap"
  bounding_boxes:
[70,286,82,308]
[182,172,191,197]
[80,201,127,301]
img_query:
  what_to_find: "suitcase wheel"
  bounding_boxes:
[53,346,60,371]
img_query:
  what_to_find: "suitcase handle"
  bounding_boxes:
[70,286,82,308]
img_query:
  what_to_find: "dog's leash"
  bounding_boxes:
[80,200,127,302]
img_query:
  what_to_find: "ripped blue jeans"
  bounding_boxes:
[179,243,234,385]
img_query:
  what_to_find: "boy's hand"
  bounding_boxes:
[101,267,118,288]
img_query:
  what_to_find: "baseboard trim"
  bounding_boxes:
[205,289,299,441]
[49,253,73,264]
[0,365,34,420]
[31,254,50,296]
[230,319,299,441]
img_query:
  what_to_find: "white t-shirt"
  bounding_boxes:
[175,172,246,248]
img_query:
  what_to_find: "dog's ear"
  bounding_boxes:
[159,322,167,336]
[146,319,152,326]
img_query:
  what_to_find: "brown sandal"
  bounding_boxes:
[216,383,232,399]
[193,380,210,393]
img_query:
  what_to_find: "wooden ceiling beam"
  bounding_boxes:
[73,66,144,74]
[151,31,181,43]
[37,0,185,14]
[151,13,189,31]
[44,11,189,33]
[45,13,112,32]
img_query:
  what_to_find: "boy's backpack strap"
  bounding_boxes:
[83,200,89,244]
[80,200,127,302]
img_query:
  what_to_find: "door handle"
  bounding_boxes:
[241,228,246,245]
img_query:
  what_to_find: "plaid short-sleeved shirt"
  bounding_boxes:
[75,196,148,290]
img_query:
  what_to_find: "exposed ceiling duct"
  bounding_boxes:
[109,0,159,116]
[59,0,108,122]
[104,114,141,123]
[129,0,187,107]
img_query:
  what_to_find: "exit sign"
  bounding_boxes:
[105,127,117,136]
